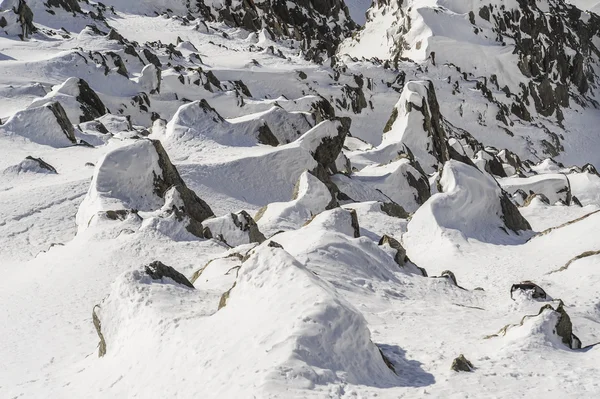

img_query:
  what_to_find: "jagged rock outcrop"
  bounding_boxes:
[193,0,357,63]
[30,78,108,123]
[151,139,216,236]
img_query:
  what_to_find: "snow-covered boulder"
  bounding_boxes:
[29,78,108,123]
[405,161,531,247]
[91,245,398,395]
[255,170,332,238]
[202,210,265,247]
[489,302,582,350]
[137,64,161,95]
[76,139,214,236]
[164,99,280,147]
[341,158,430,213]
[0,101,76,147]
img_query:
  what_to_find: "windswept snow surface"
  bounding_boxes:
[2,1,600,398]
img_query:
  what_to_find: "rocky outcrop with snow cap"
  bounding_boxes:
[255,170,332,237]
[0,101,76,147]
[405,161,531,247]
[76,139,214,236]
[30,77,107,123]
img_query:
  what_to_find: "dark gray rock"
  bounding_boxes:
[451,354,474,372]
[46,101,76,143]
[75,79,107,122]
[144,260,195,289]
[500,191,532,232]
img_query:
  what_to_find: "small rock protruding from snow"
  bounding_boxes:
[3,156,57,174]
[451,354,474,372]
[378,234,428,276]
[510,281,547,301]
[144,261,195,289]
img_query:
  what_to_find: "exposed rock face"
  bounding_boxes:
[46,0,82,13]
[451,354,474,372]
[378,234,407,267]
[553,301,582,349]
[75,79,107,122]
[499,191,533,232]
[144,261,195,289]
[194,0,357,63]
[151,140,215,236]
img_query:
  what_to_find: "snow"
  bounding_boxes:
[2,0,600,398]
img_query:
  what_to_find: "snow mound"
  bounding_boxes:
[92,246,398,396]
[344,158,430,212]
[405,161,531,247]
[202,210,265,246]
[500,174,572,205]
[0,101,76,147]
[255,170,332,237]
[271,207,419,294]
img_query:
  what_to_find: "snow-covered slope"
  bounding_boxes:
[2,0,600,398]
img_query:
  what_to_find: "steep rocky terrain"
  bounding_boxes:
[1,0,600,398]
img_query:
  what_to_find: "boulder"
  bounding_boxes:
[451,354,474,372]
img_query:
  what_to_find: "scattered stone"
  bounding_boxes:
[451,354,474,372]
